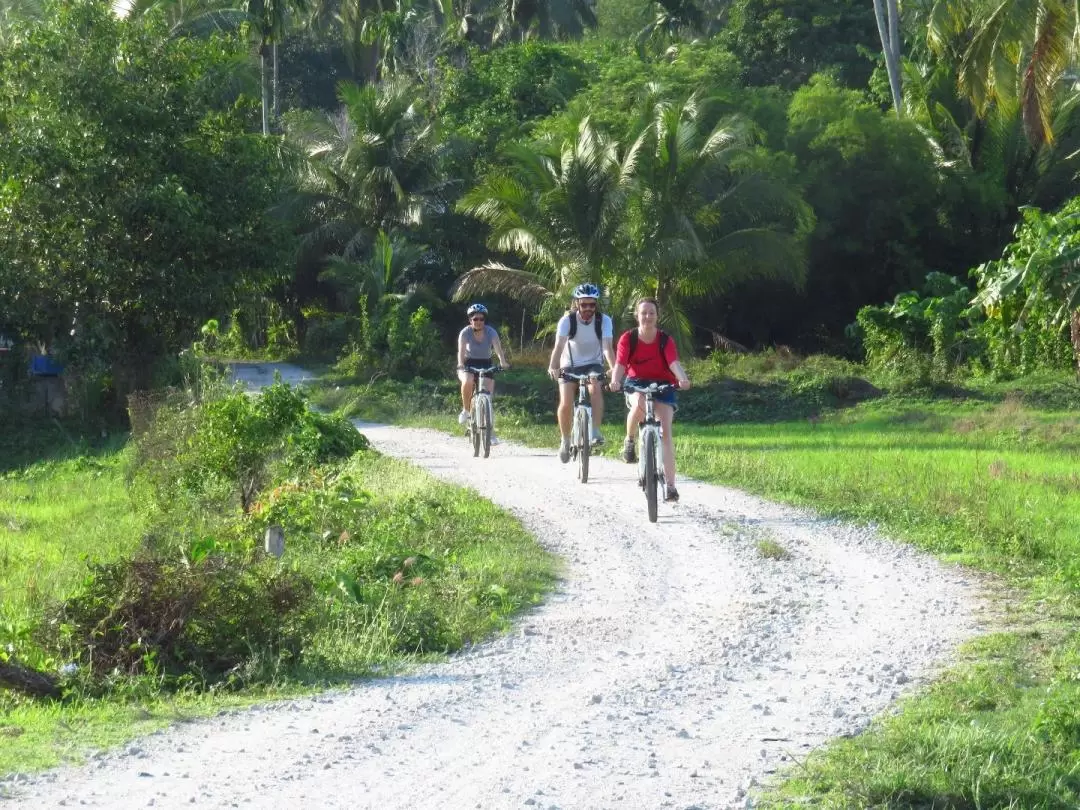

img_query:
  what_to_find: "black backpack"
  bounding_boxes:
[628,328,672,374]
[567,311,603,341]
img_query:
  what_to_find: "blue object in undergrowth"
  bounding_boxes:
[29,354,63,376]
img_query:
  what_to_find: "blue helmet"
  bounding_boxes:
[573,282,600,300]
[466,303,488,317]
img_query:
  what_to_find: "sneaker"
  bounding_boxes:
[664,486,680,503]
[559,438,571,463]
[591,432,605,447]
[622,437,636,464]
[458,409,469,425]
[490,435,500,446]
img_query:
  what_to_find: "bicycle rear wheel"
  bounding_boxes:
[576,407,590,483]
[643,430,658,522]
[481,397,493,458]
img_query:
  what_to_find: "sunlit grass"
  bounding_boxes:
[0,451,144,635]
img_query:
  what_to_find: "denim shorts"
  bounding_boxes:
[624,378,677,407]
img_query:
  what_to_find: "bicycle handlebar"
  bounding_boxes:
[560,371,606,382]
[464,365,501,375]
[623,381,678,394]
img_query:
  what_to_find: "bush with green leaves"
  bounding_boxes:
[970,200,1080,377]
[852,272,982,382]
[130,379,368,530]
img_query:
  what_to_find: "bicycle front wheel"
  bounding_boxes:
[643,430,658,522]
[471,400,482,457]
[482,396,493,458]
[576,407,590,483]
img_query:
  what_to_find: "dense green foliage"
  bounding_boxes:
[3,0,1079,387]
[0,1,289,392]
[854,198,1080,381]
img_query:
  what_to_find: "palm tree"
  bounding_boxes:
[491,0,596,42]
[928,0,1076,145]
[319,228,428,310]
[0,0,42,47]
[635,0,704,59]
[246,0,309,135]
[873,0,903,116]
[625,93,810,343]
[119,0,304,134]
[452,116,642,318]
[284,78,447,296]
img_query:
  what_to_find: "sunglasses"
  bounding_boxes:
[577,302,597,309]
[470,316,486,322]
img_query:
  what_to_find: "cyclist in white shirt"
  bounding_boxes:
[547,283,615,463]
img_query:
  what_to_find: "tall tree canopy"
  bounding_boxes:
[0,0,288,384]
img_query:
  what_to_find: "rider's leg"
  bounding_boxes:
[588,378,605,440]
[623,393,644,462]
[656,402,676,487]
[485,377,499,443]
[556,380,574,461]
[624,393,644,441]
[458,371,475,415]
[556,381,574,440]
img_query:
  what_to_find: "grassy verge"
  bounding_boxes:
[316,354,1080,808]
[0,396,556,775]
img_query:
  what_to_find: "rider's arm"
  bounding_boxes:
[602,337,616,372]
[491,332,509,368]
[670,359,691,389]
[609,361,627,391]
[548,335,568,378]
[456,331,467,369]
[609,331,630,390]
[601,315,616,371]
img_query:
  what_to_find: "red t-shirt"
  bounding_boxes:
[616,329,678,383]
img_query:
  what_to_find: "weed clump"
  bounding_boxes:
[46,552,315,690]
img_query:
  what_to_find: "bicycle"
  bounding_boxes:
[624,381,677,523]
[560,369,605,484]
[467,366,500,458]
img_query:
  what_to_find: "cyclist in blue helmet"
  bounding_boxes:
[457,303,510,442]
[547,283,615,462]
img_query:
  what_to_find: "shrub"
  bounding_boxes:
[47,550,316,689]
[129,379,368,525]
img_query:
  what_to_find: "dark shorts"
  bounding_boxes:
[462,358,495,373]
[624,378,677,407]
[560,363,605,383]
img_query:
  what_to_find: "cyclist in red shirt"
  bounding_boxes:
[609,297,691,502]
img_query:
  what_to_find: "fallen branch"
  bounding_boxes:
[0,658,62,699]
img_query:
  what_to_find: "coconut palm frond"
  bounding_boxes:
[450,262,555,309]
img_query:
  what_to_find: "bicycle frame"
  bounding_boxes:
[468,366,499,457]
[561,370,604,453]
[624,381,676,521]
[636,391,663,487]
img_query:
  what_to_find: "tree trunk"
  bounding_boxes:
[1070,309,1080,374]
[272,42,280,129]
[872,0,903,117]
[0,659,61,699]
[260,43,270,137]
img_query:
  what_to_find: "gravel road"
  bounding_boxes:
[0,363,988,809]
